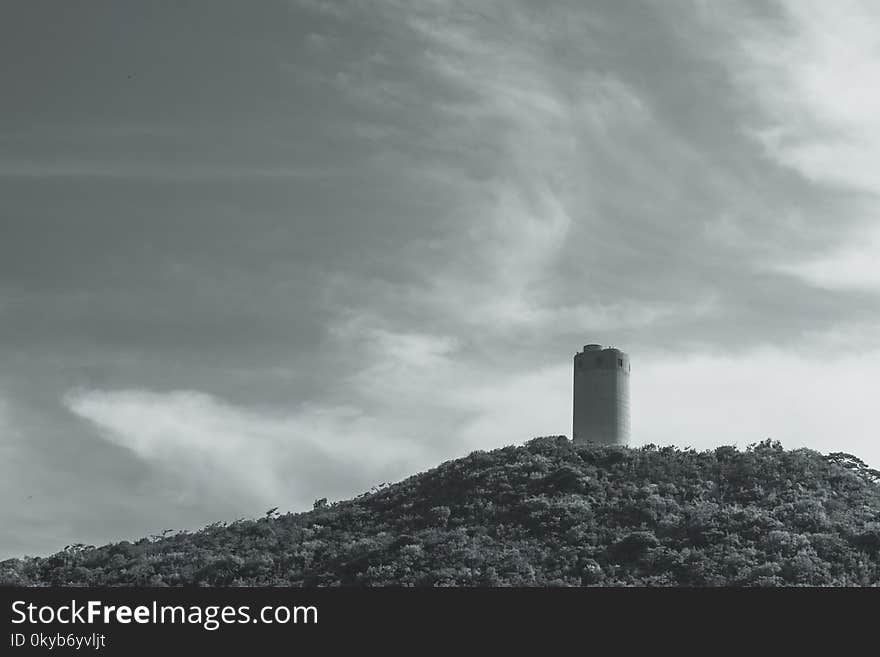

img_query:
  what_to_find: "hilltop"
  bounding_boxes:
[3,437,880,586]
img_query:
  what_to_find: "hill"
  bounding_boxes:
[3,437,880,586]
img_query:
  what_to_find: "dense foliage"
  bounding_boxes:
[4,437,880,586]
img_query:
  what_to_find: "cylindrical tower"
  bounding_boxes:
[572,344,630,445]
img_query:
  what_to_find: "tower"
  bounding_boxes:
[572,344,630,445]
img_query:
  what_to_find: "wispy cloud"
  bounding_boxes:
[63,387,426,511]
[705,0,880,291]
[731,1,880,192]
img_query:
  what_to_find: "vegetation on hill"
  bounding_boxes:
[3,437,880,586]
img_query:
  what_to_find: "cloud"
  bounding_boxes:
[63,388,428,511]
[729,1,880,192]
[309,2,728,349]
[773,225,880,290]
[687,0,880,297]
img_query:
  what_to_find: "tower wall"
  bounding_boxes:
[572,344,630,445]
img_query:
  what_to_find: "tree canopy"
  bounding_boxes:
[3,437,879,586]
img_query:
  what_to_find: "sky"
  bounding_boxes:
[3,0,880,559]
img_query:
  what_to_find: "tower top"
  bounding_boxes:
[579,344,626,354]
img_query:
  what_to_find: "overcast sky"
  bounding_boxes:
[3,0,880,558]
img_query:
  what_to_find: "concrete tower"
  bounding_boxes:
[572,344,630,445]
